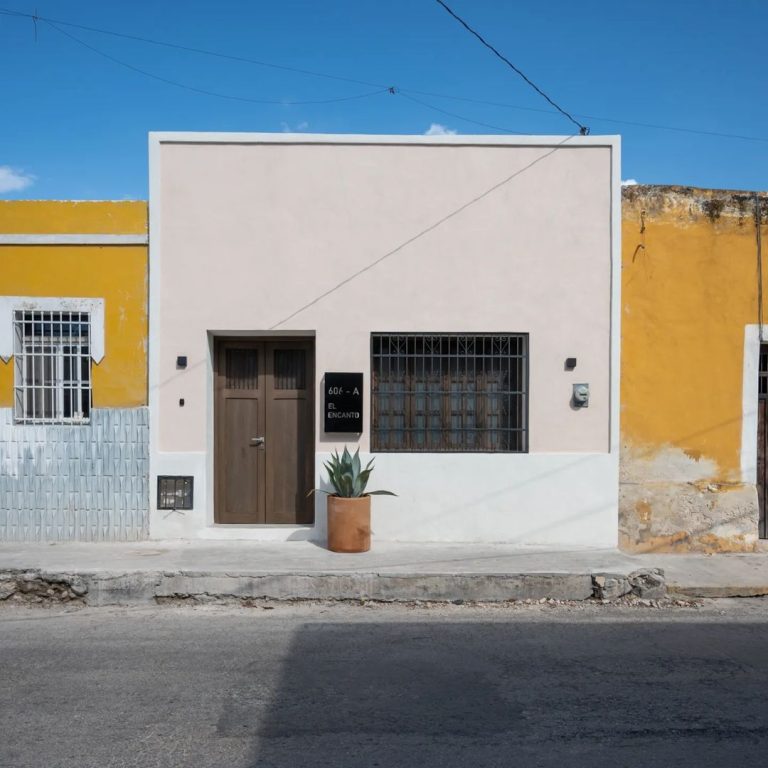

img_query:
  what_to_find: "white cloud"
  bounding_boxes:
[280,121,309,133]
[424,123,457,136]
[621,178,639,186]
[0,166,35,194]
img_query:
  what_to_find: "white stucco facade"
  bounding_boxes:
[148,132,621,545]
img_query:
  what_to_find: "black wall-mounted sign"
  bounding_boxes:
[324,372,363,433]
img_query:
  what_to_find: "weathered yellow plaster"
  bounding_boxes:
[0,202,147,407]
[622,186,766,482]
[620,186,766,552]
[0,200,146,234]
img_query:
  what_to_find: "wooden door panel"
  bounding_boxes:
[222,397,262,522]
[266,342,314,525]
[215,342,265,524]
[215,338,314,526]
[266,396,312,524]
[273,348,307,390]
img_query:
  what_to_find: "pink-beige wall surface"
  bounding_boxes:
[149,134,620,544]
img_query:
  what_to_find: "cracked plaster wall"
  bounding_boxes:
[620,186,765,552]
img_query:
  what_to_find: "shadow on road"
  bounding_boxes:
[233,619,768,767]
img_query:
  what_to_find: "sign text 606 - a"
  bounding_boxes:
[324,372,363,433]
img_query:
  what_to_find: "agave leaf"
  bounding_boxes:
[306,488,333,496]
[324,456,346,496]
[342,473,355,497]
[356,467,373,495]
[319,445,395,497]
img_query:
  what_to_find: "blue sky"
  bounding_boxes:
[1,0,766,199]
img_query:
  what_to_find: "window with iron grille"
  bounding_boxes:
[13,310,92,424]
[371,333,528,452]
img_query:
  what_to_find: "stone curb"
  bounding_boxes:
[668,585,768,599]
[0,567,668,606]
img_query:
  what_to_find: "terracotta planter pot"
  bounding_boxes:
[326,496,371,553]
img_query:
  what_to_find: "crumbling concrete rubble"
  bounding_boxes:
[592,568,666,601]
[0,570,88,604]
[0,567,668,605]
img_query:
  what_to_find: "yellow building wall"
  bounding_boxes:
[621,186,766,552]
[0,200,146,235]
[0,201,147,408]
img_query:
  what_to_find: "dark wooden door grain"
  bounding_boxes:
[265,341,315,524]
[215,338,314,525]
[215,342,266,523]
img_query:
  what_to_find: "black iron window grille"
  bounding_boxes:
[371,333,528,452]
[760,344,768,399]
[13,310,92,424]
[157,476,194,511]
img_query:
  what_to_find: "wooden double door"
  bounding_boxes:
[214,339,314,524]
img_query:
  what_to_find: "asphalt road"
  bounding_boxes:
[1,600,767,767]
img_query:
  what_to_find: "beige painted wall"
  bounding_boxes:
[155,138,613,457]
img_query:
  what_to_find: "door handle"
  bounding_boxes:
[250,437,265,447]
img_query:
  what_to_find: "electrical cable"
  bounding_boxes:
[397,88,768,144]
[1,7,766,143]
[43,20,389,106]
[433,0,588,134]
[270,136,575,329]
[0,7,387,90]
[399,92,525,135]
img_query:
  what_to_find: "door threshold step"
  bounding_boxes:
[199,526,315,541]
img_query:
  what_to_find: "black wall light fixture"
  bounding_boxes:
[565,357,577,370]
[176,356,188,369]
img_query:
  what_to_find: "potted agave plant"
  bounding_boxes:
[312,447,395,553]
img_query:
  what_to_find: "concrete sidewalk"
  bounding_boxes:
[0,540,766,605]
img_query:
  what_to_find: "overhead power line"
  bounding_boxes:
[433,0,588,135]
[1,7,766,144]
[399,92,524,135]
[0,7,387,90]
[44,20,389,106]
[397,88,768,144]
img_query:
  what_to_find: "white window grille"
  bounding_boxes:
[13,310,92,424]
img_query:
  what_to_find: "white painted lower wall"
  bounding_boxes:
[316,452,618,546]
[150,450,208,540]
[149,451,618,547]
